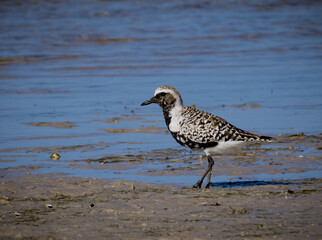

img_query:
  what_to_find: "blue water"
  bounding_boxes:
[0,0,321,184]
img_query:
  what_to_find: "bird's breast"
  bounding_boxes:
[167,107,182,132]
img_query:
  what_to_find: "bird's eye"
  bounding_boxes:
[155,92,166,99]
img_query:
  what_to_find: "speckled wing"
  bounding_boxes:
[178,106,262,144]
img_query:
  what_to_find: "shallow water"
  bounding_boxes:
[0,0,321,185]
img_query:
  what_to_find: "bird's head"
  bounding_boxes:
[141,85,183,110]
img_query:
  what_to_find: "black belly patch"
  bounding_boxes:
[171,132,218,150]
[198,141,218,149]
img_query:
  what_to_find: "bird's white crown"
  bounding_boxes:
[154,85,183,105]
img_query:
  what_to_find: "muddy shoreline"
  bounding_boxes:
[0,174,321,239]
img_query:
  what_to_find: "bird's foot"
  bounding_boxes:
[192,180,203,188]
[205,182,211,189]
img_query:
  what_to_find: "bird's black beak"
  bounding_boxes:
[141,96,156,106]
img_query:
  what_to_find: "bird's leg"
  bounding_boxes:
[205,156,214,188]
[193,155,214,188]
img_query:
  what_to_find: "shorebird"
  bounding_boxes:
[141,85,272,188]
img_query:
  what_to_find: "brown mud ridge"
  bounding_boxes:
[0,175,321,239]
[26,121,76,129]
[102,125,167,134]
[223,103,261,108]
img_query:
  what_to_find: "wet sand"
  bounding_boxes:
[0,174,321,239]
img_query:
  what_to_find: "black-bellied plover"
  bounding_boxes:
[141,85,272,188]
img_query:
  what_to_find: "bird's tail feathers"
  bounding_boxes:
[259,135,273,142]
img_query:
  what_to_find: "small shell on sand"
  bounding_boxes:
[50,153,61,160]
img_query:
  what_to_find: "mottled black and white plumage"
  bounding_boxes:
[141,85,272,188]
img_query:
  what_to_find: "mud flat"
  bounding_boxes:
[0,174,321,240]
